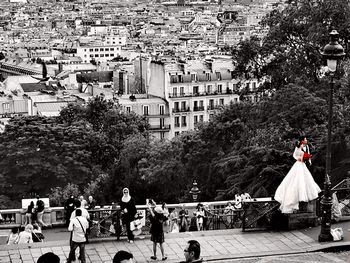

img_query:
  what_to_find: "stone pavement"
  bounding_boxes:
[1,227,350,263]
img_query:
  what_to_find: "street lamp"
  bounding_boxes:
[189,180,201,202]
[318,30,345,242]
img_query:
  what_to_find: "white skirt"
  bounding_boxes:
[274,161,321,214]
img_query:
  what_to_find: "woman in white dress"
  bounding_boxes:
[274,137,321,213]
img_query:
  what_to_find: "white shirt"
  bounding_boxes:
[68,216,89,243]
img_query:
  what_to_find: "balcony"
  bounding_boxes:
[207,105,222,110]
[193,106,205,111]
[148,124,171,131]
[173,107,190,113]
[168,90,234,98]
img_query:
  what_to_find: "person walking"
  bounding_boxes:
[148,204,167,261]
[274,136,321,213]
[67,209,89,263]
[120,188,137,243]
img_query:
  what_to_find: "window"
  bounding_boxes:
[95,48,98,51]
[100,48,104,51]
[209,113,214,121]
[191,73,196,81]
[160,132,165,140]
[252,82,256,90]
[181,116,187,127]
[160,118,165,127]
[194,115,198,124]
[110,48,114,51]
[218,84,222,93]
[209,99,214,109]
[89,48,93,52]
[89,54,93,57]
[180,87,184,96]
[173,87,177,96]
[100,54,104,57]
[174,102,179,111]
[175,131,180,136]
[125,106,131,113]
[84,49,86,52]
[181,101,186,111]
[199,100,204,107]
[110,53,114,56]
[207,85,212,94]
[95,54,99,57]
[143,105,149,115]
[2,103,9,110]
[199,115,204,122]
[105,48,109,51]
[206,72,210,80]
[193,101,198,110]
[175,116,180,127]
[159,105,165,115]
[106,54,109,57]
[219,98,224,105]
[193,86,199,94]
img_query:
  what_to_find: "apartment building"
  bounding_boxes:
[119,94,171,141]
[76,44,122,63]
[148,59,241,139]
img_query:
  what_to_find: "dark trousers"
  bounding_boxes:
[67,241,86,263]
[125,221,134,241]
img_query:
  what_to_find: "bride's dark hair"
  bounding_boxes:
[296,135,306,147]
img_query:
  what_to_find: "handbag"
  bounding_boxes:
[76,218,89,244]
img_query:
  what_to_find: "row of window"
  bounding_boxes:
[125,105,166,115]
[174,115,205,127]
[85,54,115,58]
[174,99,225,110]
[172,84,223,95]
[84,48,115,52]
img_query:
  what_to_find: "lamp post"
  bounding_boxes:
[189,180,201,202]
[318,30,345,242]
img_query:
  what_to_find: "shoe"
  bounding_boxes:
[162,257,167,260]
[150,256,157,260]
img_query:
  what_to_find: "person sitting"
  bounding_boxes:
[113,251,133,263]
[17,224,34,244]
[6,227,19,245]
[37,252,60,263]
[32,223,44,242]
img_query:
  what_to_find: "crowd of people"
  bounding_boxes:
[33,239,204,263]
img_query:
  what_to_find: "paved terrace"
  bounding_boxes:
[1,221,350,263]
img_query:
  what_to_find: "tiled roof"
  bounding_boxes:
[20,83,48,92]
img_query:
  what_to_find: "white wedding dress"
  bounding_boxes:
[274,147,321,214]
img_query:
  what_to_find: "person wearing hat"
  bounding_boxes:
[147,202,167,261]
[113,250,134,263]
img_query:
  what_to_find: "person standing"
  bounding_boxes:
[178,205,188,232]
[148,205,167,261]
[24,201,35,226]
[64,196,76,227]
[67,209,89,263]
[120,188,137,243]
[274,137,321,213]
[36,198,47,228]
